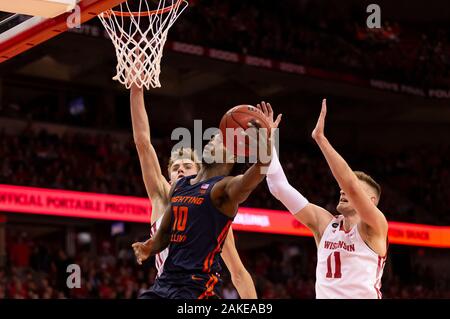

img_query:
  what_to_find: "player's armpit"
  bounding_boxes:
[293,204,334,242]
[358,221,388,257]
[209,177,238,218]
[223,163,267,205]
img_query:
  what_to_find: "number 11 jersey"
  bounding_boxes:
[316,214,387,299]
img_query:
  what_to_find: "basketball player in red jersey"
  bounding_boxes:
[261,100,388,299]
[128,85,257,298]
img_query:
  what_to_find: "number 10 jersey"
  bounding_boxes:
[163,175,233,276]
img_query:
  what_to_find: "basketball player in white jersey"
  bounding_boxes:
[260,100,388,299]
[128,84,257,299]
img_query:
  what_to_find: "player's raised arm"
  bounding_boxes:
[130,85,169,205]
[221,228,257,299]
[311,99,388,237]
[258,102,333,242]
[267,143,334,241]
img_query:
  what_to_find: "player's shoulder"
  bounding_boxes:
[209,175,234,188]
[217,175,235,183]
[316,211,340,238]
[309,204,336,224]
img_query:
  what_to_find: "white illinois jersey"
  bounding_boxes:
[150,216,169,278]
[316,215,386,299]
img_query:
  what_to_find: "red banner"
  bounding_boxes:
[0,184,151,223]
[1,184,450,248]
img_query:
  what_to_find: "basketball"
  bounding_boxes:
[219,105,272,156]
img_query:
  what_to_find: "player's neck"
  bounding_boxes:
[193,164,231,182]
[342,213,360,231]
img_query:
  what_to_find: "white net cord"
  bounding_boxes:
[98,0,188,89]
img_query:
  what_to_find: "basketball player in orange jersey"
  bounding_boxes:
[261,100,388,299]
[128,84,257,299]
[137,107,272,299]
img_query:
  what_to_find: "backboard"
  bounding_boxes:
[0,0,126,63]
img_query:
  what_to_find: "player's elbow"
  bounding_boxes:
[231,268,250,289]
[231,269,257,299]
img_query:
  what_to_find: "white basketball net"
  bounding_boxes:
[98,0,188,89]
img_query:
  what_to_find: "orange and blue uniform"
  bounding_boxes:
[140,175,233,299]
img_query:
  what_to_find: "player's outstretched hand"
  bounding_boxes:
[247,119,271,165]
[312,99,327,141]
[132,240,153,265]
[256,101,282,129]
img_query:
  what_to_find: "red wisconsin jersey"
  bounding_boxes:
[316,215,386,299]
[150,216,168,278]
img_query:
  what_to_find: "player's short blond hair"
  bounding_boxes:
[354,171,381,199]
[168,147,201,173]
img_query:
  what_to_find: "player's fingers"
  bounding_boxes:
[274,114,282,127]
[318,99,327,126]
[256,104,262,112]
[261,101,269,116]
[267,103,273,116]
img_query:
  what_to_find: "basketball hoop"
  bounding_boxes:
[98,0,188,89]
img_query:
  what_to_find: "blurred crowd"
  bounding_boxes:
[1,235,449,299]
[173,0,450,87]
[0,127,146,197]
[0,127,449,225]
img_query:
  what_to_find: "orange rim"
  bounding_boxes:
[103,0,185,17]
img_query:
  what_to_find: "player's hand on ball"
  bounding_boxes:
[312,99,327,141]
[132,241,152,265]
[256,101,282,129]
[247,119,271,165]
